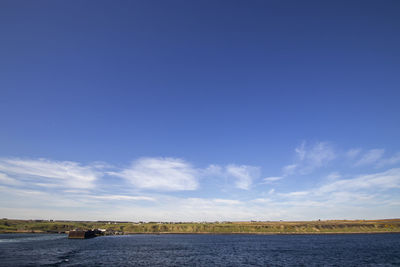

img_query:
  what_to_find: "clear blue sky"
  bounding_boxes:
[1,1,399,221]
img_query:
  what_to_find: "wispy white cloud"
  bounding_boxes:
[0,156,261,195]
[317,168,400,194]
[262,176,283,184]
[297,141,335,173]
[250,198,271,203]
[280,141,336,176]
[1,148,399,221]
[355,149,385,166]
[277,168,400,205]
[326,172,341,180]
[376,152,400,168]
[213,198,241,205]
[349,149,400,168]
[0,158,102,189]
[268,188,275,194]
[279,191,309,197]
[203,164,223,175]
[346,148,362,158]
[204,164,260,190]
[0,172,21,185]
[226,164,260,190]
[90,195,156,201]
[165,197,254,221]
[110,157,198,191]
[295,142,307,160]
[0,185,47,196]
[282,164,297,176]
[184,198,241,206]
[248,168,400,220]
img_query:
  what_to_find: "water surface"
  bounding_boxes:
[0,233,399,266]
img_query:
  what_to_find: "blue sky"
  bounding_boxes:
[1,1,399,221]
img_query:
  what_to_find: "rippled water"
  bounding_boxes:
[0,233,399,266]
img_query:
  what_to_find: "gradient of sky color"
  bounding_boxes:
[1,0,399,221]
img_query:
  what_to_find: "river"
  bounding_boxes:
[1,233,399,266]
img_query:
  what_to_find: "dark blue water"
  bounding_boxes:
[0,234,399,266]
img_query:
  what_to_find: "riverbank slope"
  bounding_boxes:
[1,219,400,234]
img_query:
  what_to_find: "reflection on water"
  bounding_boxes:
[0,233,399,266]
[0,233,66,243]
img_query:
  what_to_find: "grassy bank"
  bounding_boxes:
[1,219,400,234]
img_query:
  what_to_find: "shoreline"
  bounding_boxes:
[123,231,400,235]
[2,219,400,236]
[2,231,400,235]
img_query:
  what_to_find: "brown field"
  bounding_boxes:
[1,218,400,234]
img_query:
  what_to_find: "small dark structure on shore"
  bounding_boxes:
[68,230,99,239]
